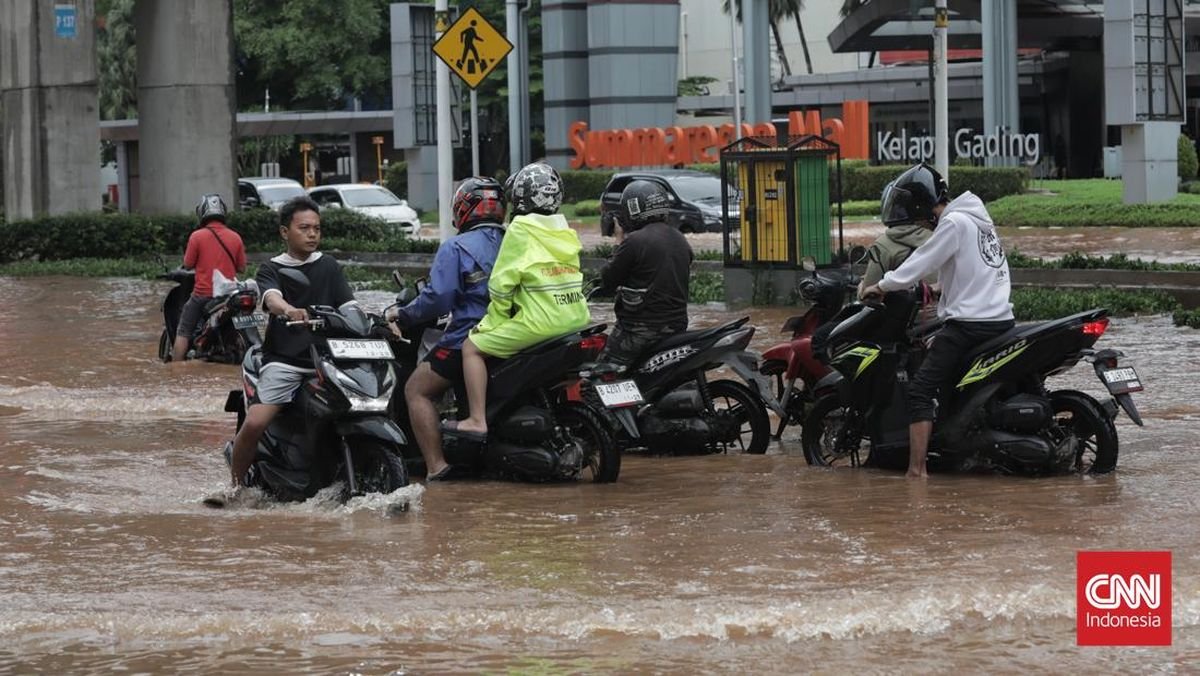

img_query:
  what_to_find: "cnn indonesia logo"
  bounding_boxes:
[1077,551,1172,646]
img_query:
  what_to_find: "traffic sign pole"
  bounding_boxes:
[470,89,480,176]
[435,0,454,241]
[506,0,520,174]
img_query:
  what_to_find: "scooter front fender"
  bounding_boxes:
[336,417,408,446]
[722,350,788,418]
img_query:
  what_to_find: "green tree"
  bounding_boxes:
[724,0,813,77]
[1178,134,1198,180]
[97,0,137,120]
[233,0,393,110]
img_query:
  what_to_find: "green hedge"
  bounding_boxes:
[1011,288,1179,321]
[0,210,390,263]
[839,165,1029,202]
[559,164,1029,207]
[1179,135,1198,180]
[383,161,408,199]
[1174,308,1200,329]
[1008,250,1200,272]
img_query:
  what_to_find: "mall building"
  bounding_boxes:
[543,0,1200,179]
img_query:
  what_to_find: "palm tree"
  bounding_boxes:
[724,0,815,78]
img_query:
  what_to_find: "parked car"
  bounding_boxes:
[307,184,421,236]
[238,177,306,211]
[599,170,740,236]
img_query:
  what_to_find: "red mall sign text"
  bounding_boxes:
[568,101,870,169]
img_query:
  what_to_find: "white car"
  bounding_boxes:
[307,184,421,236]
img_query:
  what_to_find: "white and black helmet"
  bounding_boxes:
[504,162,563,216]
[195,193,229,225]
[618,180,672,232]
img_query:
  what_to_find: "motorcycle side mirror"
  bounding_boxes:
[391,270,406,289]
[277,267,312,306]
[848,245,869,265]
[396,287,418,305]
[800,256,818,273]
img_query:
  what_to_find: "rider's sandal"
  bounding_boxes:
[441,421,487,443]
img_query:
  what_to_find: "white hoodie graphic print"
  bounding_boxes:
[877,191,1014,322]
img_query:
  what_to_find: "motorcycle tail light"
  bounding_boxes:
[239,294,256,310]
[579,334,607,353]
[1081,318,1109,337]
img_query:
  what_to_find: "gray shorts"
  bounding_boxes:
[254,361,316,406]
[176,295,211,341]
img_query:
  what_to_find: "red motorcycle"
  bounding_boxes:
[759,260,859,440]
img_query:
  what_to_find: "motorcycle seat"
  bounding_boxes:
[203,297,225,313]
[501,323,608,358]
[960,310,1102,366]
[648,317,750,353]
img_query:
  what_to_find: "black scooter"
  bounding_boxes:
[802,287,1144,475]
[384,275,622,483]
[222,268,409,502]
[158,268,261,363]
[583,315,781,456]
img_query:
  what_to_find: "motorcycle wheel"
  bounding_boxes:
[800,394,870,468]
[158,329,171,362]
[1048,390,1118,474]
[704,379,770,455]
[347,439,410,497]
[556,402,621,483]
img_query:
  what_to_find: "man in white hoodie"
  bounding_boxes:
[859,164,1014,478]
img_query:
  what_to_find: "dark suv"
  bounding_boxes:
[599,170,739,236]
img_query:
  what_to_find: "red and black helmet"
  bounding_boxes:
[452,177,506,233]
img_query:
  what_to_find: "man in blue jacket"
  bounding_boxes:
[388,177,506,481]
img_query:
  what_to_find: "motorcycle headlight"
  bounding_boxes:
[321,362,369,397]
[345,394,390,412]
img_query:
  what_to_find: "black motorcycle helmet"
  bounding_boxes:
[617,180,672,233]
[195,193,229,226]
[880,163,949,227]
[504,162,563,216]
[452,177,507,233]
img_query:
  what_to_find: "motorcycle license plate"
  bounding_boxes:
[1102,366,1143,394]
[327,339,395,361]
[595,380,644,408]
[232,313,266,330]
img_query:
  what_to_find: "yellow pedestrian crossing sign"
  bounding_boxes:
[432,7,512,90]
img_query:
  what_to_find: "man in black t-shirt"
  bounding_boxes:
[596,180,693,368]
[227,196,356,488]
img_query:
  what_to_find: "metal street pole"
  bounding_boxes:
[506,0,521,174]
[933,0,949,178]
[471,89,480,176]
[729,5,742,131]
[435,0,454,241]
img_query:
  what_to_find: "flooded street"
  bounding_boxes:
[1,276,1198,673]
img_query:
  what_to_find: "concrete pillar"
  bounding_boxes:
[0,0,101,218]
[1120,122,1179,204]
[405,146,439,212]
[742,0,771,125]
[542,1,590,169]
[587,1,679,133]
[982,0,1019,167]
[135,0,237,214]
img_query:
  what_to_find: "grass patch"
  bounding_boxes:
[990,179,1200,228]
[1011,288,1179,321]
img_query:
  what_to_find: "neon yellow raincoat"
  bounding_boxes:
[469,213,591,358]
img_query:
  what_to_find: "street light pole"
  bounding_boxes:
[435,0,454,241]
[506,0,521,174]
[933,0,949,178]
[729,4,742,131]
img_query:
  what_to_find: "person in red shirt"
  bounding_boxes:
[172,194,248,362]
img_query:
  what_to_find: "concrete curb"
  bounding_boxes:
[249,251,1200,307]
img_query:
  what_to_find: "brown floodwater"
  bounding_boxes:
[1,276,1197,673]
